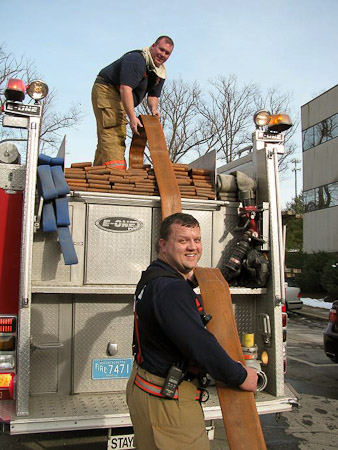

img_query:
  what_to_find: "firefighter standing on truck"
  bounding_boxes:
[91,36,174,169]
[126,213,258,450]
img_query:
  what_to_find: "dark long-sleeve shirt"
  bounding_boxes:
[135,259,247,387]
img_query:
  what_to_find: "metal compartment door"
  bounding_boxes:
[85,204,152,285]
[72,294,133,394]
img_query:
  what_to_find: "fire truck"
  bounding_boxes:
[0,78,297,448]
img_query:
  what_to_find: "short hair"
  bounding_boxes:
[157,213,200,251]
[155,36,174,47]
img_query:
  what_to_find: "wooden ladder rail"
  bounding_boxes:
[129,115,267,449]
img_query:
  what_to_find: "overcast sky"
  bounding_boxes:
[3,0,338,206]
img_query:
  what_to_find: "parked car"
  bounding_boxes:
[323,300,338,363]
[285,282,303,311]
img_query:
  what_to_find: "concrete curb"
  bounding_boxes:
[290,305,329,322]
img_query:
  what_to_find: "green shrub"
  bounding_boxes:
[295,252,337,293]
[285,251,306,269]
[321,261,338,298]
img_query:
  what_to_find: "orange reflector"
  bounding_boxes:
[0,373,14,389]
[261,351,269,366]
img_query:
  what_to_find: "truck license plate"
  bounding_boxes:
[108,434,135,449]
[107,426,214,449]
[92,358,132,380]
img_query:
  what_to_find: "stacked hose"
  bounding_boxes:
[37,154,78,265]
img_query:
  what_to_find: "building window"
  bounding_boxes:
[302,112,338,151]
[303,127,314,151]
[304,181,338,212]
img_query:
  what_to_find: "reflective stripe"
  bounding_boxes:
[195,297,203,313]
[135,373,178,399]
[104,160,126,169]
[134,374,201,401]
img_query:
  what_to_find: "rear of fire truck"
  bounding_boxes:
[0,78,297,448]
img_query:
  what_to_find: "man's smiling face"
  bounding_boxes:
[158,223,202,278]
[149,39,173,67]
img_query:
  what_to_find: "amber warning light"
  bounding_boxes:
[0,317,17,333]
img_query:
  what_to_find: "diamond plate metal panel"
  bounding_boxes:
[0,163,25,190]
[85,204,152,284]
[16,116,42,416]
[0,386,294,434]
[73,295,133,393]
[32,228,72,283]
[30,298,60,393]
[233,295,257,336]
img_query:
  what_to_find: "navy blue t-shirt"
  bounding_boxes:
[98,51,165,107]
[135,259,247,387]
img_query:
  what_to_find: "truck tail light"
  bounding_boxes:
[0,373,14,388]
[0,316,17,391]
[0,355,15,369]
[0,336,16,351]
[0,372,14,399]
[0,316,17,333]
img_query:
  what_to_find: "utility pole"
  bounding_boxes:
[291,158,301,198]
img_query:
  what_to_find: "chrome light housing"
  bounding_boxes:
[26,80,49,101]
[253,110,271,128]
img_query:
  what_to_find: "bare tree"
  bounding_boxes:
[136,75,298,170]
[198,74,259,163]
[136,77,210,162]
[0,42,83,156]
[38,89,83,153]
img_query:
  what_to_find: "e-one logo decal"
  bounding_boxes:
[96,217,143,233]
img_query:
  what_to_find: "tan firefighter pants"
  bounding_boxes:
[91,82,128,166]
[126,362,210,450]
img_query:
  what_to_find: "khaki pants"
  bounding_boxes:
[126,363,210,450]
[91,82,128,166]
